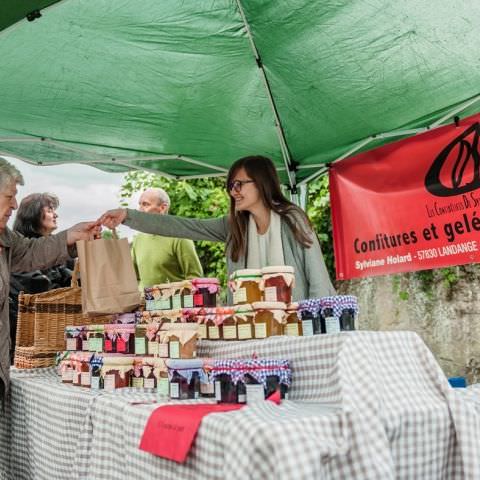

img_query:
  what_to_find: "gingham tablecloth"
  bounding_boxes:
[1,331,479,479]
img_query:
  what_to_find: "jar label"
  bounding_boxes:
[88,338,103,353]
[302,320,314,336]
[246,384,265,404]
[158,343,169,358]
[91,376,101,390]
[157,298,171,310]
[116,338,127,353]
[144,378,155,389]
[200,382,214,395]
[104,339,113,352]
[72,371,80,385]
[82,339,89,351]
[325,317,340,334]
[285,323,299,336]
[214,381,222,401]
[170,382,180,399]
[183,294,194,308]
[264,286,278,302]
[146,300,155,310]
[80,372,91,387]
[135,338,146,355]
[254,323,267,339]
[233,288,247,305]
[66,338,78,351]
[169,341,180,359]
[208,326,220,340]
[238,324,252,340]
[148,341,159,355]
[171,294,182,310]
[157,378,169,397]
[198,324,207,339]
[61,369,74,382]
[223,325,237,340]
[132,377,144,388]
[237,393,246,403]
[104,374,116,391]
[193,293,204,307]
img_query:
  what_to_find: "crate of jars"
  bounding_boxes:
[298,295,359,335]
[144,278,220,311]
[229,266,295,305]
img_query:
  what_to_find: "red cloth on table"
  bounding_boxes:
[139,391,281,463]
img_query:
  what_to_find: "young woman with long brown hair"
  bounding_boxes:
[99,156,335,300]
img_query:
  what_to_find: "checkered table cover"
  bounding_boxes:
[1,331,479,479]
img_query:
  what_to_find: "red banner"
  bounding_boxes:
[330,112,480,280]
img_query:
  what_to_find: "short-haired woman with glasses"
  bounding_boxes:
[99,156,335,300]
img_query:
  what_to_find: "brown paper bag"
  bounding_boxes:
[76,237,141,315]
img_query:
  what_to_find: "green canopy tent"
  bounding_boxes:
[1,0,480,195]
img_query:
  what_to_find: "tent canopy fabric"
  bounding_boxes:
[1,0,480,188]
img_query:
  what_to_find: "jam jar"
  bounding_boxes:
[261,266,295,304]
[115,325,135,354]
[229,269,262,305]
[131,358,144,388]
[338,295,358,331]
[205,308,222,340]
[166,359,206,400]
[101,356,134,391]
[135,324,147,355]
[153,283,174,310]
[90,354,103,390]
[234,304,254,340]
[219,308,237,340]
[60,355,74,384]
[142,362,157,389]
[298,299,322,335]
[78,352,92,387]
[170,281,194,309]
[252,301,287,338]
[284,303,303,337]
[163,323,199,359]
[193,308,208,340]
[103,324,117,353]
[200,359,215,398]
[319,297,342,335]
[155,329,170,358]
[146,323,160,355]
[65,326,84,351]
[87,325,104,353]
[192,278,220,308]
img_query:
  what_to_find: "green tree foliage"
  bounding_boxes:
[120,171,230,286]
[119,171,336,285]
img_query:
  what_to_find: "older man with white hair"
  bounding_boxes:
[131,187,202,289]
[0,157,100,402]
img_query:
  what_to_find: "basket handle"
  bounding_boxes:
[71,260,80,288]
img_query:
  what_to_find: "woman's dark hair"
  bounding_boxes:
[13,193,59,238]
[226,156,313,262]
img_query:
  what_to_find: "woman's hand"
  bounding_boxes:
[66,221,102,245]
[97,208,127,229]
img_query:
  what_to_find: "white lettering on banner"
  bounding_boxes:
[438,241,478,256]
[386,253,412,265]
[354,258,385,271]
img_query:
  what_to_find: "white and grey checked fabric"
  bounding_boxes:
[1,332,480,479]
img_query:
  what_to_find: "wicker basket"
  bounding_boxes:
[14,263,113,367]
[13,346,57,369]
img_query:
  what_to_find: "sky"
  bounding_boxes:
[5,156,138,240]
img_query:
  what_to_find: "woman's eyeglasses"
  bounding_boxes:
[226,180,254,192]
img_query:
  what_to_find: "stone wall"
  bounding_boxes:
[336,265,480,384]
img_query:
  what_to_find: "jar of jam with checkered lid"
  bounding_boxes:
[252,301,287,338]
[229,269,262,305]
[261,266,295,304]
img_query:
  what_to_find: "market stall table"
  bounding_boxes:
[1,332,479,480]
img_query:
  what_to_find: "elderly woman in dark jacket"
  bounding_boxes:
[0,157,99,402]
[9,193,75,357]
